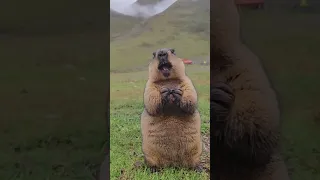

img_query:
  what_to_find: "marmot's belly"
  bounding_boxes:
[148,116,201,162]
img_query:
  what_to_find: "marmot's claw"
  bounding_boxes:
[150,166,160,173]
[194,164,204,173]
[212,82,234,96]
[160,87,170,94]
[172,92,182,105]
[172,88,183,96]
[211,82,234,123]
[160,87,171,103]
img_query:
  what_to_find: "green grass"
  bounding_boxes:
[110,32,209,71]
[110,6,209,71]
[110,66,210,180]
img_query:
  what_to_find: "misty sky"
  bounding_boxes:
[110,0,177,18]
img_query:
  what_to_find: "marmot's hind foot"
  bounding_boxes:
[193,164,204,173]
[149,166,161,173]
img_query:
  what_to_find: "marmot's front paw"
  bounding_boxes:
[160,87,171,104]
[211,82,235,123]
[172,88,182,105]
[161,87,182,105]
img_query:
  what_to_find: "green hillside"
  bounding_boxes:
[110,0,210,71]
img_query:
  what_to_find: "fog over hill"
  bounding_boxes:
[110,0,209,40]
[110,0,177,19]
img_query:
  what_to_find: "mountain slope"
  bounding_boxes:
[110,0,210,71]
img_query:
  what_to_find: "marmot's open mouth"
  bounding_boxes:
[158,63,172,77]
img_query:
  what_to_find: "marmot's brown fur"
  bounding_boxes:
[141,48,202,171]
[211,1,290,180]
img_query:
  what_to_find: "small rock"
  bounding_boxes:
[134,161,143,169]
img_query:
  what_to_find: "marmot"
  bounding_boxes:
[211,0,290,180]
[141,48,202,171]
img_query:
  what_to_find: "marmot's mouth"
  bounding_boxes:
[158,63,172,78]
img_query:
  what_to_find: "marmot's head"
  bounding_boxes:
[148,48,186,82]
[212,0,240,72]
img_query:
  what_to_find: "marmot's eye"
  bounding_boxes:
[152,52,156,59]
[170,49,175,55]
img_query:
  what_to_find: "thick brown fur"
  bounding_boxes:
[141,48,202,171]
[211,1,290,180]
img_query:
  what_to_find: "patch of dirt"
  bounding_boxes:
[133,161,144,170]
[119,168,129,180]
[200,133,210,172]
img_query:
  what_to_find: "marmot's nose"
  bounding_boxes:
[157,51,168,59]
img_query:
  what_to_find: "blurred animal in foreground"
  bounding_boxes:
[211,0,290,179]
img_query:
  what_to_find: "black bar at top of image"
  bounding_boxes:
[210,0,320,179]
[0,0,110,179]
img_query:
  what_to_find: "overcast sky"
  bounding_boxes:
[110,0,178,19]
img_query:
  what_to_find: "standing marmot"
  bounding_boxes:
[141,48,202,171]
[211,0,290,180]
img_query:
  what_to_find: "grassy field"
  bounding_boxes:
[110,1,210,179]
[110,66,210,180]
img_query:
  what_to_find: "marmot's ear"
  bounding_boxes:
[152,52,156,59]
[170,48,175,55]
